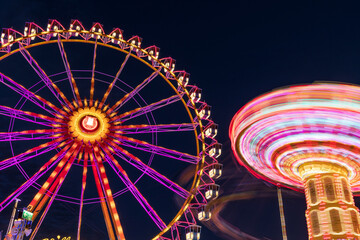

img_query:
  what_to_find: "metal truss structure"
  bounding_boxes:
[0,20,222,240]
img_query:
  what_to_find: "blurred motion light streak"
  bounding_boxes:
[230,83,360,239]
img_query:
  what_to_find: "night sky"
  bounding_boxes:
[1,1,360,240]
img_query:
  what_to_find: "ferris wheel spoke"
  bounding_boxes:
[110,134,200,164]
[0,129,65,142]
[18,43,72,111]
[105,67,161,113]
[104,140,190,199]
[16,164,29,179]
[57,37,82,107]
[92,146,126,239]
[0,105,64,127]
[111,94,184,124]
[28,142,79,217]
[111,123,196,134]
[0,73,66,118]
[0,137,67,171]
[90,148,124,240]
[89,39,98,107]
[77,148,88,240]
[0,140,72,213]
[100,144,167,230]
[99,51,132,110]
[29,144,82,240]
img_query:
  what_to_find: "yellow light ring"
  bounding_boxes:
[68,107,109,143]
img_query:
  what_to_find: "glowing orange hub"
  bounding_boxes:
[68,107,110,143]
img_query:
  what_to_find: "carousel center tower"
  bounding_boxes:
[229,83,360,240]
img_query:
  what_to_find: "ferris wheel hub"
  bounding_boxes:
[80,115,99,132]
[68,107,110,144]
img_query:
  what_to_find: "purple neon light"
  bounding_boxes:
[111,134,200,164]
[0,73,58,116]
[18,44,70,109]
[16,164,29,180]
[112,94,184,124]
[0,105,58,127]
[102,148,167,230]
[77,153,87,240]
[112,123,196,134]
[0,145,70,212]
[57,37,78,103]
[104,141,190,199]
[111,68,161,113]
[0,130,63,142]
[91,150,107,199]
[30,146,80,240]
[101,51,132,106]
[0,140,62,171]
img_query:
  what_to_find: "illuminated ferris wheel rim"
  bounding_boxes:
[0,19,222,240]
[230,83,360,193]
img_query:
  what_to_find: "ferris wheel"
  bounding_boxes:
[0,20,222,240]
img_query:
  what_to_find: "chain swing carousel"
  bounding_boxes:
[230,83,360,240]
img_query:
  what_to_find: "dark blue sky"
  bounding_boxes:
[1,1,360,239]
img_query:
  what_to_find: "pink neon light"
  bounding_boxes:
[229,83,360,193]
